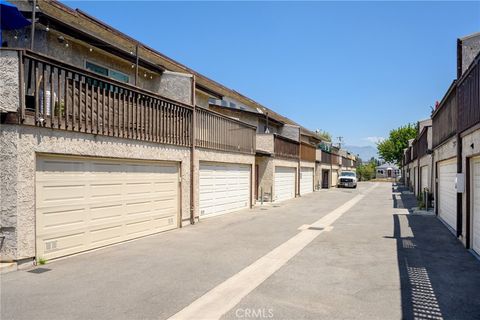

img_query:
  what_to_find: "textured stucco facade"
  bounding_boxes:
[256,134,274,154]
[0,50,20,113]
[0,125,192,261]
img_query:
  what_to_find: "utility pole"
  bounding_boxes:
[336,136,343,149]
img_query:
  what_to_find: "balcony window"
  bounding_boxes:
[85,61,129,83]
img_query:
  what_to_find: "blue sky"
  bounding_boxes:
[64,1,479,147]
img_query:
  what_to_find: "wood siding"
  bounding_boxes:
[274,135,299,159]
[300,142,316,162]
[432,84,457,148]
[458,53,480,134]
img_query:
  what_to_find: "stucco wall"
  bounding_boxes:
[158,71,192,105]
[0,50,20,113]
[255,156,273,201]
[0,125,191,261]
[315,163,332,189]
[256,134,274,154]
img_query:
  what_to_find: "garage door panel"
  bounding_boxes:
[36,156,178,260]
[438,160,457,231]
[472,158,480,254]
[199,163,250,216]
[300,167,314,195]
[275,166,296,202]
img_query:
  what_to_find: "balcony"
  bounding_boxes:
[300,142,316,162]
[432,83,456,148]
[1,49,256,154]
[458,53,480,134]
[255,133,299,159]
[274,134,299,159]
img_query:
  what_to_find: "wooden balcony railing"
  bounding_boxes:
[6,49,255,154]
[331,153,340,165]
[196,107,256,154]
[300,142,316,162]
[458,53,480,134]
[18,50,192,146]
[417,127,430,158]
[274,134,299,159]
[341,157,351,167]
[321,150,331,164]
[432,83,456,148]
[412,141,418,160]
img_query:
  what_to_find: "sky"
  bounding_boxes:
[64,1,480,147]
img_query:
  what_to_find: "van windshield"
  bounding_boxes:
[340,172,356,177]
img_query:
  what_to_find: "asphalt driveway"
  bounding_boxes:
[2,182,480,320]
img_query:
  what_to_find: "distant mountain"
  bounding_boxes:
[344,145,378,162]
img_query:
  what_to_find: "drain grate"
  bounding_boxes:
[28,267,51,274]
[308,226,324,231]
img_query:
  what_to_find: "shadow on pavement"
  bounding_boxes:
[390,183,480,320]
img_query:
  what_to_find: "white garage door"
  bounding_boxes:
[332,170,338,187]
[414,167,418,195]
[471,157,480,254]
[300,167,314,195]
[36,156,179,260]
[421,166,429,192]
[438,159,457,231]
[199,162,250,217]
[275,166,296,202]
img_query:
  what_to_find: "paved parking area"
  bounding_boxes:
[2,182,480,320]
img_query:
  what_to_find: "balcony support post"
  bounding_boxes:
[190,75,196,225]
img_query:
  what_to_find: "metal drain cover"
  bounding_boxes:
[28,267,51,274]
[308,226,324,231]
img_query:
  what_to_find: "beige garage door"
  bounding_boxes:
[438,159,457,231]
[199,162,250,217]
[36,155,179,260]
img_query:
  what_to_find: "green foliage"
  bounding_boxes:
[37,257,47,265]
[315,130,332,142]
[356,160,377,181]
[377,124,417,165]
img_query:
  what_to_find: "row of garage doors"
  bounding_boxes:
[36,156,316,260]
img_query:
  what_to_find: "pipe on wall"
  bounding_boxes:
[190,75,196,225]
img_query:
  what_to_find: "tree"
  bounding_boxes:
[377,124,417,165]
[356,160,377,181]
[314,129,331,142]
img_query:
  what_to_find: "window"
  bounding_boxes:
[85,61,130,83]
[378,170,384,174]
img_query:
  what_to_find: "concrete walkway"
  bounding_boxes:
[1,182,480,320]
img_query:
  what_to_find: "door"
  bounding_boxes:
[36,155,179,260]
[421,166,429,192]
[275,166,296,202]
[332,170,338,187]
[387,169,392,178]
[471,157,480,254]
[322,170,329,189]
[438,159,457,231]
[300,167,314,195]
[199,162,250,217]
